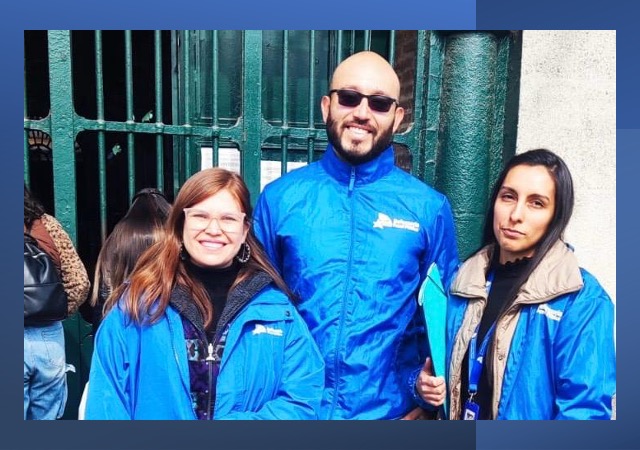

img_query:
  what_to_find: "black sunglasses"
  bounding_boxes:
[329,89,398,113]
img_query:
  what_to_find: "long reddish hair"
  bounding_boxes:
[105,168,293,328]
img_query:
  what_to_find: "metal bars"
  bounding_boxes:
[24,30,433,245]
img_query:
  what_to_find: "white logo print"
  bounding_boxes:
[372,213,419,232]
[252,323,284,337]
[536,304,563,321]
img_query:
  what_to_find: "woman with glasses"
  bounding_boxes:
[85,168,324,419]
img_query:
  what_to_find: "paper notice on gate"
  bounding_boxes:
[201,146,306,192]
[260,160,306,191]
[201,146,241,173]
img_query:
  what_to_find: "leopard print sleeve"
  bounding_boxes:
[42,214,90,315]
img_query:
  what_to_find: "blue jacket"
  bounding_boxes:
[446,241,616,420]
[85,279,325,420]
[254,145,459,419]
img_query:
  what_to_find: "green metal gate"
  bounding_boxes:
[23,29,521,418]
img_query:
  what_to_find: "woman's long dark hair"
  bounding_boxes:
[480,148,575,308]
[91,188,171,317]
[24,184,46,228]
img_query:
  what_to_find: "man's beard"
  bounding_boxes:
[326,115,394,166]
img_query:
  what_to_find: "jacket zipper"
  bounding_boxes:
[205,340,218,420]
[175,277,270,419]
[348,167,356,194]
[329,166,357,418]
[204,301,248,420]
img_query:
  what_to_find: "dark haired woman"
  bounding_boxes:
[89,187,171,333]
[85,168,324,419]
[445,149,615,420]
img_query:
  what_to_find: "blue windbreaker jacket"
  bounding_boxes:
[254,145,459,419]
[446,241,616,420]
[85,283,325,420]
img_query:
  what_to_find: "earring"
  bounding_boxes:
[236,242,251,263]
[180,243,188,261]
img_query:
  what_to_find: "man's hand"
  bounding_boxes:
[415,357,446,406]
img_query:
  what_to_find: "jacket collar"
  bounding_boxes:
[320,143,395,186]
[169,271,273,337]
[451,240,584,305]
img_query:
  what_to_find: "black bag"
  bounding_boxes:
[24,232,68,326]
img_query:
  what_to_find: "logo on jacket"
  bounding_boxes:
[372,212,419,232]
[252,323,283,337]
[536,304,563,321]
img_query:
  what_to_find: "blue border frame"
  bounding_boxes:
[8,0,631,448]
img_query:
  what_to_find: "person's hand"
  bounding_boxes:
[415,357,446,407]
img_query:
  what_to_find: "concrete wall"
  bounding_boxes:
[516,30,616,317]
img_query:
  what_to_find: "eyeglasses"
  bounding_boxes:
[329,89,398,113]
[183,208,246,233]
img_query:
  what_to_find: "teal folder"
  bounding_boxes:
[417,262,448,418]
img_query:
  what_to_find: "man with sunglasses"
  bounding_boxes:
[254,51,459,420]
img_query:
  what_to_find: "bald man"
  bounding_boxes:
[254,51,459,419]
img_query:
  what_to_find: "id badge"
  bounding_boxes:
[462,400,480,420]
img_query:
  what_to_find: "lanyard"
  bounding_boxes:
[467,271,496,396]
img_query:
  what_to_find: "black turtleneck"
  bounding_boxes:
[460,253,532,419]
[185,259,241,334]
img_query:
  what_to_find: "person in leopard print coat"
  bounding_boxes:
[30,213,90,316]
[24,184,90,419]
